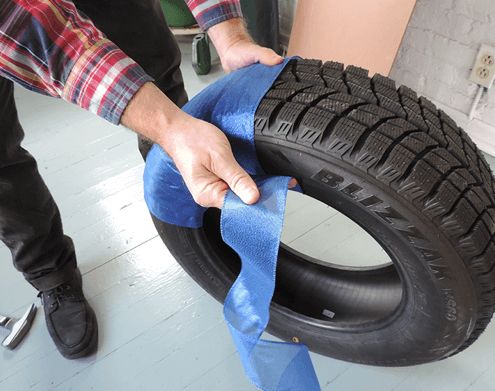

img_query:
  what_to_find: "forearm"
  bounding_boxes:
[0,0,152,124]
[120,82,186,151]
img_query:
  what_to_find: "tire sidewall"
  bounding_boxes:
[154,141,478,366]
[255,140,478,365]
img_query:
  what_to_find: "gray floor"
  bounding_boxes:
[1,43,495,390]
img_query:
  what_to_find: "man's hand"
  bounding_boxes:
[161,114,259,208]
[121,83,259,208]
[208,18,283,72]
[122,18,286,208]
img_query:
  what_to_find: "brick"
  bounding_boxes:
[453,0,491,23]
[390,0,495,129]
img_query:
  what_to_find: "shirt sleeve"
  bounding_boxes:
[0,0,153,124]
[186,0,243,31]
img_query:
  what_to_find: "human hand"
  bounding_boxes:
[161,113,260,208]
[121,83,259,208]
[121,76,302,209]
[208,18,283,72]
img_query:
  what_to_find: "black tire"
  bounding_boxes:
[151,59,495,366]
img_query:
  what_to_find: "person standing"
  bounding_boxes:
[0,0,282,358]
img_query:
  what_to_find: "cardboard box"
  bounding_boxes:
[288,0,417,76]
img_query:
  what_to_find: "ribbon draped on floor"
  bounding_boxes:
[143,58,321,391]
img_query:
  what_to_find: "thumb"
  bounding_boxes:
[213,152,259,205]
[256,47,284,67]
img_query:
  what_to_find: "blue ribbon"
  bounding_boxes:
[144,59,321,390]
[222,176,320,391]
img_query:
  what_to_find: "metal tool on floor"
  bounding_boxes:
[0,303,37,349]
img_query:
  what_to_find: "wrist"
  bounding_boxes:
[156,109,192,156]
[121,82,188,152]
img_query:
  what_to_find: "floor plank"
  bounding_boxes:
[288,211,391,267]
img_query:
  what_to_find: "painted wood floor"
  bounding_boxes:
[1,43,495,391]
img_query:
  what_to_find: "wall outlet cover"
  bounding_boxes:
[469,44,495,88]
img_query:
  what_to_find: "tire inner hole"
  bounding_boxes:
[203,191,404,327]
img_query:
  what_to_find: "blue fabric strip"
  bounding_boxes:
[143,58,321,390]
[222,176,320,391]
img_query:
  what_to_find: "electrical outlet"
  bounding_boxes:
[469,44,495,88]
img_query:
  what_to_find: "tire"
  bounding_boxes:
[151,59,495,366]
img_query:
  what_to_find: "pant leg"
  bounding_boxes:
[74,0,189,159]
[0,1,186,289]
[0,77,77,291]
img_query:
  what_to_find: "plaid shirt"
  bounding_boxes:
[0,0,242,124]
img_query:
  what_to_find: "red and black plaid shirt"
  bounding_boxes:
[0,0,242,124]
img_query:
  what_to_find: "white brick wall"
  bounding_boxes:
[390,0,495,155]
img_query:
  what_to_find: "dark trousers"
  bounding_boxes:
[0,0,188,291]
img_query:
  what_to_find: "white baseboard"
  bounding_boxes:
[467,126,495,157]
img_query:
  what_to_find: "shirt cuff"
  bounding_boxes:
[189,1,243,31]
[62,39,153,125]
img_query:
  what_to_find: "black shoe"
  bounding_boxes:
[39,269,98,359]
